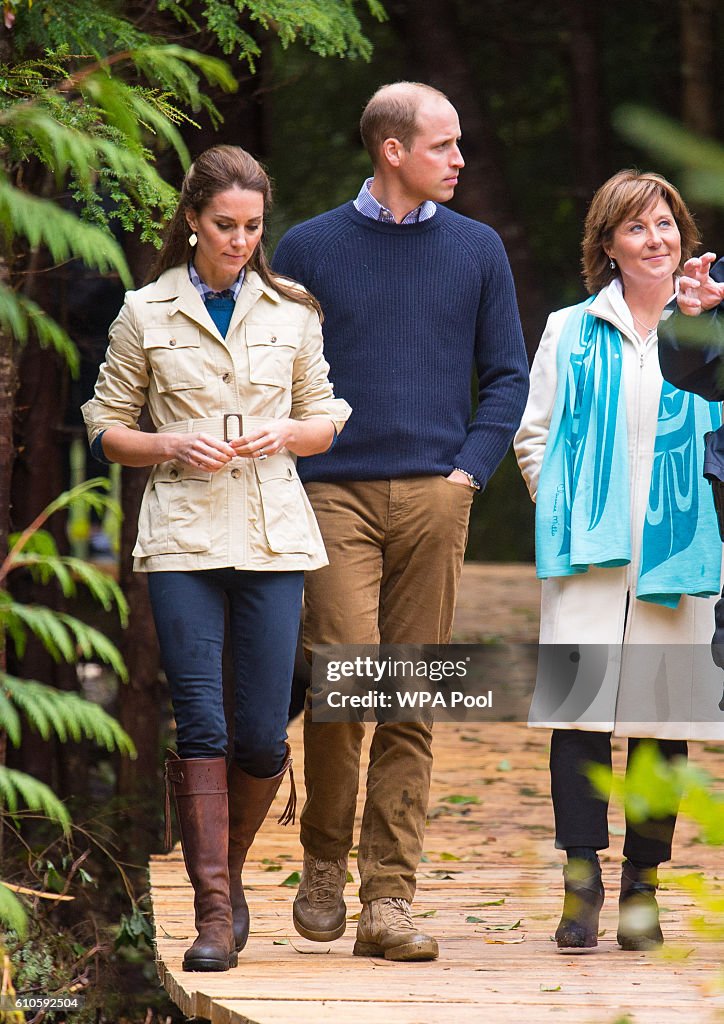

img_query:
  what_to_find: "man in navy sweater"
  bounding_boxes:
[273,81,528,961]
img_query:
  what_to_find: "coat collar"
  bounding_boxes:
[587,278,678,348]
[146,266,281,345]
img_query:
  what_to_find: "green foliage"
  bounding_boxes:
[0,885,28,941]
[1,675,134,753]
[590,742,724,954]
[115,903,154,951]
[615,106,724,210]
[157,0,386,64]
[0,40,236,373]
[0,480,135,937]
[0,766,71,829]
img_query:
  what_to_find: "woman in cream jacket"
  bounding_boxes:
[83,146,350,973]
[514,170,723,954]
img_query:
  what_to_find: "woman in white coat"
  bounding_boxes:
[83,146,351,972]
[514,170,722,953]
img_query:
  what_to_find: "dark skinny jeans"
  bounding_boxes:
[148,568,304,777]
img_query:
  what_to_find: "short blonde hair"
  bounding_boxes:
[581,169,700,294]
[360,82,449,166]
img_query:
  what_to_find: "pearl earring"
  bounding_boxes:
[189,232,198,247]
[609,257,616,270]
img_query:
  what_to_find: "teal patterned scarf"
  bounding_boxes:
[535,296,721,608]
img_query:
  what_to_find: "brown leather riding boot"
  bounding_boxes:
[227,743,296,952]
[165,754,237,972]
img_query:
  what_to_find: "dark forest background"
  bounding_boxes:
[3,1,724,1008]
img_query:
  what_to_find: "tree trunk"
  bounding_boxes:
[563,0,605,214]
[680,0,715,137]
[116,458,163,857]
[390,0,547,354]
[680,0,717,240]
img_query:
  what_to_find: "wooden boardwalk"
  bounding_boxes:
[149,564,724,1024]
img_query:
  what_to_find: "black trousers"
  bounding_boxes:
[550,729,688,864]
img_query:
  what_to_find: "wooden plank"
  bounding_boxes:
[149,564,724,1024]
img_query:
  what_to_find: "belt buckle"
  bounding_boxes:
[223,413,243,442]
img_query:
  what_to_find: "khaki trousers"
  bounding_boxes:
[301,477,473,903]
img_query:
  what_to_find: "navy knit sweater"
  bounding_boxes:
[273,202,528,488]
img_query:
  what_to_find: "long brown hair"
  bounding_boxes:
[581,169,699,294]
[145,145,320,314]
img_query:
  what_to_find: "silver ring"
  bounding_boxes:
[258,448,268,461]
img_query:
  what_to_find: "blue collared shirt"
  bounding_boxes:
[353,178,436,225]
[188,262,245,301]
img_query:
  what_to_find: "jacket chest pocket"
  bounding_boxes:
[143,326,206,393]
[133,463,212,556]
[246,325,298,387]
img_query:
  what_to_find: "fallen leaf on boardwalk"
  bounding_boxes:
[518,786,539,797]
[414,910,437,918]
[427,805,472,820]
[289,939,331,954]
[484,934,526,944]
[273,939,288,945]
[280,871,301,887]
[440,794,480,805]
[263,864,283,872]
[440,852,461,860]
[486,920,521,931]
[472,899,505,907]
[540,984,561,992]
[609,826,625,836]
[460,734,483,743]
[427,870,460,880]
[348,912,361,920]
[466,916,485,924]
[345,871,354,882]
[497,759,512,772]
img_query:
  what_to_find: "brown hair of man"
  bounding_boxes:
[146,145,320,314]
[581,168,700,295]
[359,82,450,166]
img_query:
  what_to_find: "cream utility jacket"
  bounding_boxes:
[82,266,351,573]
[514,280,724,740]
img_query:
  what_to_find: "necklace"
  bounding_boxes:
[631,311,658,338]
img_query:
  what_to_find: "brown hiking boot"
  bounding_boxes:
[352,897,439,961]
[292,854,348,941]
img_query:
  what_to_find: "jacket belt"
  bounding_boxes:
[157,415,274,441]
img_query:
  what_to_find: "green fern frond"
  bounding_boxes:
[2,603,76,663]
[7,529,58,559]
[0,180,131,287]
[10,555,128,624]
[2,674,136,757]
[129,45,237,101]
[57,614,128,680]
[0,766,72,831]
[0,603,127,679]
[187,0,386,61]
[41,477,119,525]
[0,104,173,196]
[0,882,28,940]
[0,686,22,747]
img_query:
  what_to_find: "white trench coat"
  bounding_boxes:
[514,280,724,740]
